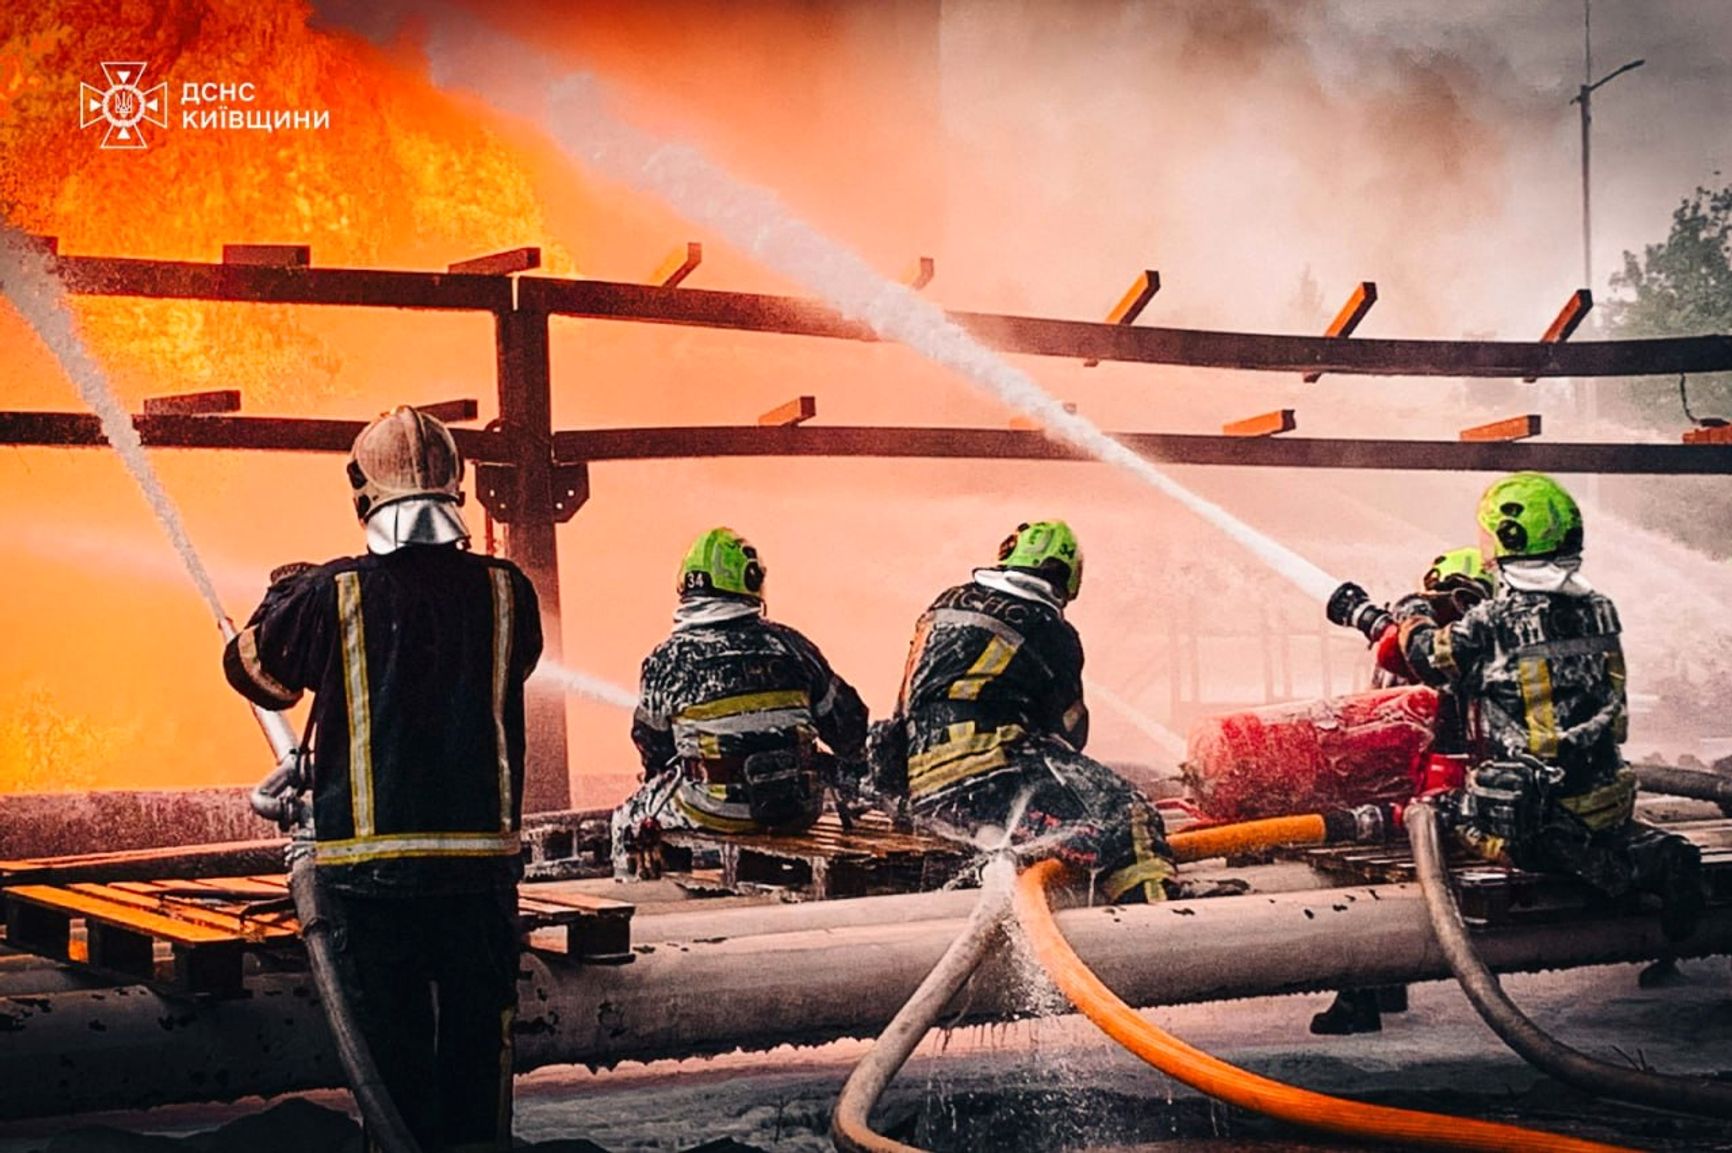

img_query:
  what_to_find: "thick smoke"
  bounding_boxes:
[319,0,1344,603]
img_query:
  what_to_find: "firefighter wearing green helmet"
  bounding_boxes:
[611,528,869,876]
[872,520,1177,902]
[1315,545,1497,1036]
[1327,473,1704,941]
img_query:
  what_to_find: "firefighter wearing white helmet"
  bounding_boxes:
[224,405,541,1151]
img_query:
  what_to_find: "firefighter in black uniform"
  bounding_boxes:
[1330,472,1703,941]
[1314,546,1495,1035]
[224,406,541,1152]
[612,527,869,876]
[876,521,1176,901]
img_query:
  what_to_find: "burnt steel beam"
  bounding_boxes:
[51,255,513,311]
[551,425,1732,475]
[0,411,514,463]
[518,276,1732,378]
[7,413,1728,474]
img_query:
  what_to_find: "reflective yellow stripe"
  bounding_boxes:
[1455,824,1509,864]
[947,635,1019,701]
[1518,656,1559,759]
[1607,650,1629,742]
[678,689,809,722]
[1560,769,1637,832]
[906,722,1022,796]
[1432,628,1457,675]
[671,791,762,833]
[489,569,514,833]
[1100,856,1175,903]
[335,572,375,836]
[314,831,520,865]
[237,628,300,706]
[1101,805,1174,902]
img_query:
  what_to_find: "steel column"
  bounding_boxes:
[495,306,571,812]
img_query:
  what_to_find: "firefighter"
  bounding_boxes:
[1313,546,1497,1035]
[876,521,1176,901]
[1328,472,1704,942]
[224,406,541,1152]
[612,527,869,876]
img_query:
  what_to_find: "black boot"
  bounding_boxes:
[1373,984,1409,1014]
[1310,989,1382,1035]
[1638,957,1684,988]
[1659,854,1705,943]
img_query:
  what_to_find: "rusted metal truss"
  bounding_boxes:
[21,252,1732,376]
[10,412,1732,475]
[519,275,1732,378]
[6,246,1731,807]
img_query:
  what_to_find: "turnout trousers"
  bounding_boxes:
[1452,782,1704,941]
[320,884,521,1152]
[910,734,1176,902]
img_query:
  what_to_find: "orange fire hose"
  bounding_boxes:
[1167,813,1328,863]
[1013,857,1635,1153]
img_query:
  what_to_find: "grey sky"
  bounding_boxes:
[1321,0,1732,287]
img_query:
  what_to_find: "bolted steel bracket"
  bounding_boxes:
[473,460,589,524]
[549,461,589,523]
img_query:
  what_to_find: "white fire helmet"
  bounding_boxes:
[346,405,465,523]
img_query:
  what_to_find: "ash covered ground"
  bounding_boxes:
[5,960,1729,1153]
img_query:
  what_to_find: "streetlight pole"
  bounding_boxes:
[1571,0,1645,291]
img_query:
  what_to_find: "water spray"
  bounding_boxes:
[0,228,303,800]
[0,232,228,620]
[317,3,1341,605]
[532,660,639,711]
[1,225,419,1152]
[1083,677,1188,762]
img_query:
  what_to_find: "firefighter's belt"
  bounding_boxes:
[1557,768,1637,833]
[907,721,1026,797]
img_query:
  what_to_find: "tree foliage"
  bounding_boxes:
[1601,183,1732,424]
[1605,184,1732,338]
[1597,183,1732,564]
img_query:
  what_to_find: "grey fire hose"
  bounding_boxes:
[832,855,1016,1153]
[286,847,422,1153]
[1407,800,1732,1119]
[229,620,423,1153]
[1632,763,1732,816]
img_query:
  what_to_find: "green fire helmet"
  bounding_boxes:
[996,520,1083,601]
[1475,472,1584,560]
[1423,546,1495,594]
[677,527,765,600]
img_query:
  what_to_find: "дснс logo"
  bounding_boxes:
[80,62,167,150]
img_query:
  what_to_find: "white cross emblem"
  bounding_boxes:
[79,62,168,151]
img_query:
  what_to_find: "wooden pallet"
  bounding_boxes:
[4,877,299,997]
[2,875,635,998]
[1282,820,1732,928]
[520,889,635,963]
[660,811,968,899]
